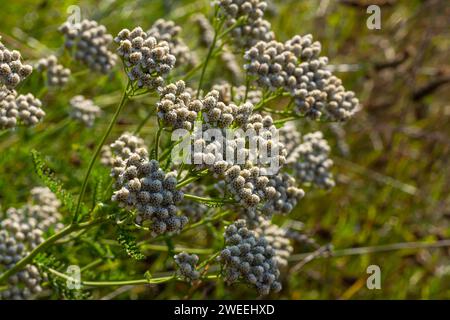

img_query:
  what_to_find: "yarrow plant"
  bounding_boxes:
[0,0,362,299]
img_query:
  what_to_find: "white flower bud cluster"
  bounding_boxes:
[242,113,287,165]
[36,55,71,87]
[192,113,299,218]
[0,87,18,129]
[101,132,146,167]
[217,0,274,48]
[293,131,335,189]
[0,88,45,128]
[157,80,202,130]
[59,20,117,73]
[278,121,302,164]
[174,252,200,281]
[147,19,196,67]
[244,35,360,121]
[14,93,45,126]
[179,185,208,222]
[110,142,187,236]
[218,219,282,295]
[213,82,262,105]
[5,187,63,232]
[0,214,46,299]
[0,40,33,89]
[232,18,274,49]
[115,27,176,89]
[69,95,101,127]
[0,187,62,300]
[202,90,241,128]
[253,217,292,268]
[260,173,304,216]
[192,14,214,47]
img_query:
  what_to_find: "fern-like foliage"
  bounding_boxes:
[35,253,90,300]
[31,149,86,217]
[116,227,146,261]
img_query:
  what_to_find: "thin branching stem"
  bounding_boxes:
[0,218,106,284]
[73,82,130,223]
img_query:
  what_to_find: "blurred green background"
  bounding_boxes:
[0,0,449,299]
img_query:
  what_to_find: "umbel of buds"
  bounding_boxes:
[0,39,33,89]
[69,95,101,127]
[115,27,176,90]
[0,187,62,300]
[59,19,117,73]
[0,87,45,129]
[292,131,335,189]
[36,55,71,87]
[217,0,275,48]
[110,134,188,236]
[174,252,200,281]
[244,34,360,121]
[218,219,282,295]
[147,19,197,67]
[157,80,202,130]
[253,217,293,268]
[101,132,146,167]
[0,87,18,129]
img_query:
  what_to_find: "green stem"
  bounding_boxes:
[197,20,222,98]
[183,210,232,232]
[0,219,105,285]
[80,258,104,273]
[45,266,176,287]
[73,83,130,223]
[244,75,250,102]
[254,92,290,111]
[176,176,201,189]
[140,244,213,255]
[273,116,298,126]
[154,124,163,160]
[133,110,154,135]
[198,251,221,270]
[183,194,233,204]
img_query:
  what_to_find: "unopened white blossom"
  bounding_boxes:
[0,39,33,89]
[1,90,45,128]
[147,19,197,66]
[36,55,71,87]
[59,19,117,73]
[254,217,293,267]
[218,219,282,295]
[244,34,360,121]
[110,138,187,236]
[101,132,146,168]
[293,131,335,189]
[157,80,202,130]
[0,187,62,300]
[115,27,175,89]
[69,95,101,127]
[174,252,200,281]
[217,0,274,48]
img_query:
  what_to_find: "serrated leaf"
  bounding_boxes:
[144,270,153,281]
[116,227,146,261]
[31,150,86,216]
